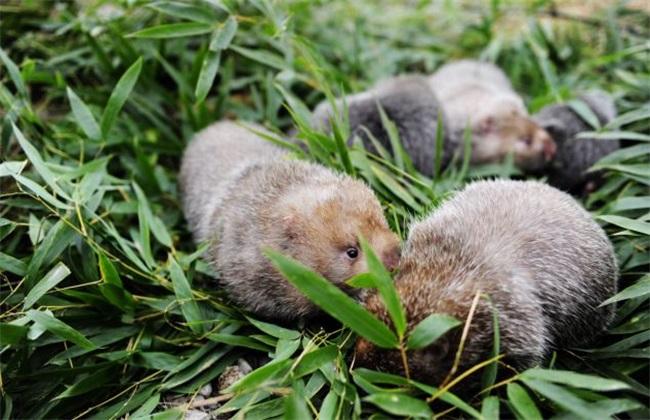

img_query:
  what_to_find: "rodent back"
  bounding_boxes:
[179,121,284,241]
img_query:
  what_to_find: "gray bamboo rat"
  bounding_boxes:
[311,75,454,176]
[356,180,618,389]
[179,120,400,321]
[533,91,620,193]
[428,60,557,171]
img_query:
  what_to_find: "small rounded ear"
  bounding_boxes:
[541,119,567,141]
[282,212,300,241]
[477,116,494,135]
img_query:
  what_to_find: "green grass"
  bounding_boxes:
[1,0,649,418]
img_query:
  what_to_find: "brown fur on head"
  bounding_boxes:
[472,110,556,171]
[277,177,400,297]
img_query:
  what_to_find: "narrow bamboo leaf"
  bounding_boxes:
[507,383,542,420]
[225,358,292,393]
[346,272,376,288]
[521,368,629,391]
[207,333,271,351]
[67,86,101,141]
[598,215,650,236]
[169,255,203,334]
[127,22,213,38]
[283,386,312,420]
[12,123,71,200]
[359,236,406,337]
[0,47,27,97]
[0,251,27,276]
[275,338,301,360]
[601,275,650,305]
[521,378,608,419]
[209,16,238,51]
[23,262,70,309]
[364,393,433,418]
[11,172,71,210]
[134,183,173,248]
[230,45,287,70]
[246,317,300,340]
[53,367,114,400]
[27,310,96,350]
[318,390,338,420]
[100,57,143,137]
[481,395,500,420]
[406,313,460,350]
[148,1,217,24]
[482,296,500,391]
[265,249,399,348]
[0,324,28,345]
[195,50,221,103]
[568,99,601,129]
[135,352,183,371]
[129,393,161,418]
[577,130,650,141]
[293,345,338,378]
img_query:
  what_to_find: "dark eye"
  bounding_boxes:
[522,137,533,146]
[346,247,359,259]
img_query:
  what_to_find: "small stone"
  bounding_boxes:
[184,409,210,420]
[199,383,213,397]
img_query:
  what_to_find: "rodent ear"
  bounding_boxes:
[541,119,566,141]
[282,213,300,241]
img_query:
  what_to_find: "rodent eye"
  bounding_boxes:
[346,247,359,259]
[522,136,533,146]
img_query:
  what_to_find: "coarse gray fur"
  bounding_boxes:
[180,121,400,321]
[312,75,454,176]
[357,180,618,389]
[534,91,620,192]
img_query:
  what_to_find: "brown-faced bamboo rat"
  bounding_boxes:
[180,120,400,321]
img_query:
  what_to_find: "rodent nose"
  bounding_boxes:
[382,247,401,272]
[543,136,557,162]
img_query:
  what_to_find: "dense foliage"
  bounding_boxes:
[1,1,648,418]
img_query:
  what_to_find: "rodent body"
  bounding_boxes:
[357,180,618,389]
[534,91,620,193]
[180,121,400,321]
[312,75,453,176]
[428,60,556,171]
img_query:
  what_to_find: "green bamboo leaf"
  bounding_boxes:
[481,395,499,420]
[283,385,312,420]
[10,172,71,210]
[359,236,405,337]
[364,393,433,418]
[521,368,630,391]
[406,313,460,350]
[209,16,238,51]
[127,22,213,39]
[100,57,143,137]
[346,272,375,288]
[568,99,601,129]
[225,358,292,393]
[23,261,70,309]
[207,333,271,351]
[67,86,101,141]
[370,165,421,211]
[577,130,650,141]
[0,252,27,276]
[318,390,338,420]
[246,316,300,340]
[0,47,27,97]
[169,255,203,334]
[230,45,287,70]
[507,382,542,420]
[521,378,608,419]
[265,249,399,348]
[27,310,96,350]
[53,367,114,400]
[293,345,338,378]
[601,275,650,306]
[598,215,650,236]
[148,1,217,24]
[11,123,71,200]
[195,50,221,103]
[134,183,173,248]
